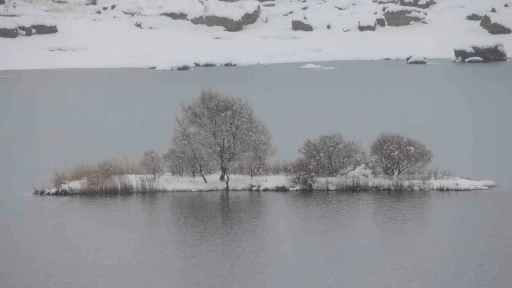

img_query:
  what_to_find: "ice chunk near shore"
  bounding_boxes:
[406,56,427,64]
[465,57,484,63]
[301,63,323,69]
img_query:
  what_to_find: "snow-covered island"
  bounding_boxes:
[34,89,496,196]
[1,0,512,70]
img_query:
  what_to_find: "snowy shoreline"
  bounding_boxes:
[34,173,496,196]
[2,0,512,71]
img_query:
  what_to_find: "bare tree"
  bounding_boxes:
[299,132,364,177]
[140,150,162,180]
[370,133,433,177]
[175,89,274,191]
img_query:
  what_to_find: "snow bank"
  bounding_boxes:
[0,18,17,29]
[465,56,483,63]
[2,0,512,70]
[35,172,496,195]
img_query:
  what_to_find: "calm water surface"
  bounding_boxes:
[1,61,512,287]
[1,190,512,288]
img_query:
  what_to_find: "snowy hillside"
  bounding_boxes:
[1,0,512,70]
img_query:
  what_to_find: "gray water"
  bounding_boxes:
[1,61,512,287]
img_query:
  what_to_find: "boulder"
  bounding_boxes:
[292,19,313,31]
[190,1,260,32]
[399,0,436,9]
[505,4,509,8]
[454,44,507,62]
[0,19,18,38]
[358,17,377,31]
[383,6,427,26]
[406,56,427,64]
[12,18,58,36]
[480,14,511,34]
[466,13,483,21]
[376,16,387,27]
[490,8,497,13]
[0,0,5,4]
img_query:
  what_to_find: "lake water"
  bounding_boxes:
[1,61,512,287]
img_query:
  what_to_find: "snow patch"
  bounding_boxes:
[301,63,323,69]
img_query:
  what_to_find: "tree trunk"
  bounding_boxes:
[219,166,227,181]
[191,168,196,178]
[225,174,230,192]
[199,165,207,183]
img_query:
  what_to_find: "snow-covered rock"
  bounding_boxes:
[0,18,18,38]
[383,5,427,26]
[190,0,260,32]
[480,14,512,34]
[399,0,436,9]
[292,19,313,31]
[465,57,484,63]
[406,55,427,64]
[12,17,58,36]
[454,44,507,62]
[358,16,377,31]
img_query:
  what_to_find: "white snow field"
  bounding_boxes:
[1,0,511,70]
[38,165,496,195]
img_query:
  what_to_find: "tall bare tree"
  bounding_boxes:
[299,132,364,177]
[174,89,274,191]
[370,132,433,177]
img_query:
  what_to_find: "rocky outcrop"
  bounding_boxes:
[292,20,313,31]
[376,16,387,27]
[191,4,260,32]
[13,18,58,36]
[480,15,512,34]
[399,0,435,9]
[383,6,427,26]
[0,19,18,38]
[161,12,188,20]
[454,44,507,62]
[466,13,483,21]
[0,27,18,38]
[406,56,427,64]
[358,20,377,31]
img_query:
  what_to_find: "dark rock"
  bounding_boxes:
[0,27,18,38]
[262,3,275,7]
[135,22,142,29]
[17,26,34,36]
[102,6,108,10]
[161,12,188,20]
[86,0,97,6]
[505,4,509,8]
[0,0,5,4]
[32,24,58,34]
[399,0,435,9]
[480,14,511,34]
[373,0,398,3]
[95,10,101,14]
[292,19,313,31]
[383,7,427,26]
[111,4,116,9]
[123,11,138,16]
[466,13,483,21]
[283,11,294,16]
[176,65,191,71]
[490,8,496,13]
[52,0,68,4]
[358,20,377,31]
[454,44,507,62]
[224,62,237,66]
[376,17,387,27]
[301,6,308,10]
[327,24,331,29]
[190,5,260,32]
